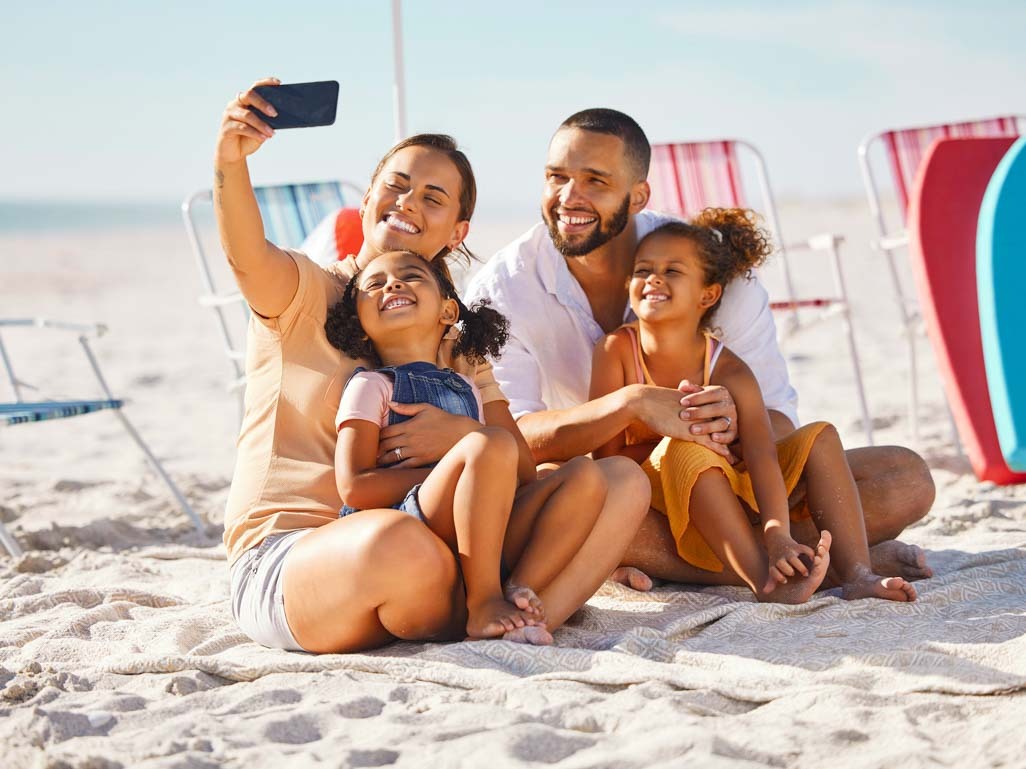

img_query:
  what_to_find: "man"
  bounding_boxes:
[466,108,934,586]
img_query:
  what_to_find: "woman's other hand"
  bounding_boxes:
[215,78,280,165]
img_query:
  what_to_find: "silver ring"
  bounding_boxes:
[723,416,732,429]
[394,446,403,461]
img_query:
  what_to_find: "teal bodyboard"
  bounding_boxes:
[978,136,1026,472]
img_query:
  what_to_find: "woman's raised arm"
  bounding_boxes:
[213,77,300,318]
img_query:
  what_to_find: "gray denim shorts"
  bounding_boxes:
[230,528,312,652]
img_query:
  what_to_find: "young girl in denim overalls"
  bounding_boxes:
[325,250,606,644]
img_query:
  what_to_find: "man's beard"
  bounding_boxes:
[544,195,631,257]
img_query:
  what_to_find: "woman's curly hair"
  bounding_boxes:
[639,208,773,330]
[324,252,509,367]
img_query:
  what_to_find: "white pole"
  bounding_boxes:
[391,0,408,142]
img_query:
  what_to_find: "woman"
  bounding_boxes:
[216,78,650,653]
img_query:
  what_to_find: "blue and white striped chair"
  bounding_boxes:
[0,318,204,556]
[181,179,363,421]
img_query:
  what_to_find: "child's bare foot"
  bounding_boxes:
[502,624,554,646]
[466,596,534,639]
[609,566,654,592]
[504,582,546,623]
[759,531,832,604]
[869,540,933,581]
[841,566,917,602]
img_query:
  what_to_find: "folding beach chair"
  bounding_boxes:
[0,318,204,557]
[647,139,873,445]
[181,180,363,419]
[857,116,1024,441]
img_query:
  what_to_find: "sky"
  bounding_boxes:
[3,0,1025,219]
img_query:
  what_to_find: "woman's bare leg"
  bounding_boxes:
[282,509,464,653]
[415,427,534,638]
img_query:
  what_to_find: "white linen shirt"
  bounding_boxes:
[465,209,800,426]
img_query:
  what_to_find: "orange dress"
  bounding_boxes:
[620,324,829,572]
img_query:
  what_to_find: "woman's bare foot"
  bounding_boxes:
[502,624,554,646]
[841,566,917,602]
[609,566,654,591]
[504,582,546,623]
[466,596,534,639]
[758,531,832,604]
[869,540,933,581]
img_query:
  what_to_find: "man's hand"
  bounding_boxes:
[629,384,731,458]
[376,402,481,467]
[679,381,739,446]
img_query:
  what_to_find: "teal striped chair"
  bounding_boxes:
[182,179,362,421]
[0,319,204,556]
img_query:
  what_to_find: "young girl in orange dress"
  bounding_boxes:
[590,209,917,604]
[325,249,607,643]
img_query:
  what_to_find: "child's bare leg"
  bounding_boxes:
[803,424,916,602]
[689,469,831,603]
[415,427,536,638]
[502,456,606,620]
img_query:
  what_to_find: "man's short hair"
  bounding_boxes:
[558,108,651,181]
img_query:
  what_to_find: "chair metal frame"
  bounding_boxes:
[0,318,204,556]
[648,139,873,445]
[181,180,363,420]
[857,115,1025,441]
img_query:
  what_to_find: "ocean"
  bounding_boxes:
[0,201,185,234]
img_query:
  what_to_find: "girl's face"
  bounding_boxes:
[355,251,458,348]
[629,234,721,325]
[361,146,470,260]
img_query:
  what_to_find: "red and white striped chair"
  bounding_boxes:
[648,139,873,445]
[857,116,1025,441]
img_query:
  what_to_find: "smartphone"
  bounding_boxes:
[251,80,339,129]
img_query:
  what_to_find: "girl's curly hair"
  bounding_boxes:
[324,252,509,367]
[639,208,773,330]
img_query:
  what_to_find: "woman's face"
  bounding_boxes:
[361,146,470,260]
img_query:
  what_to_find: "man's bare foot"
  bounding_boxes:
[841,566,917,602]
[502,624,554,646]
[869,540,933,581]
[758,531,832,604]
[466,596,534,639]
[609,566,654,592]
[504,582,546,623]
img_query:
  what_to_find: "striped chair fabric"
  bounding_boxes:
[1,399,123,426]
[648,141,745,218]
[254,181,349,247]
[882,116,1021,216]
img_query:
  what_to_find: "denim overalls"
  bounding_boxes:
[339,361,480,519]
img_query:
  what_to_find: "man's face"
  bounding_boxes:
[542,127,637,257]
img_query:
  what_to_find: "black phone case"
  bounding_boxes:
[251,81,339,129]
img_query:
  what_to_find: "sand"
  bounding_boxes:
[2,201,1026,768]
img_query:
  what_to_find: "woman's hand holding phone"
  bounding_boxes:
[215,77,280,166]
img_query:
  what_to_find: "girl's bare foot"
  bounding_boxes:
[841,566,917,602]
[609,566,654,592]
[466,596,534,639]
[504,582,546,623]
[869,540,933,581]
[502,624,554,646]
[758,531,832,604]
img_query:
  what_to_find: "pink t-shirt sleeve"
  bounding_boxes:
[335,372,393,431]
